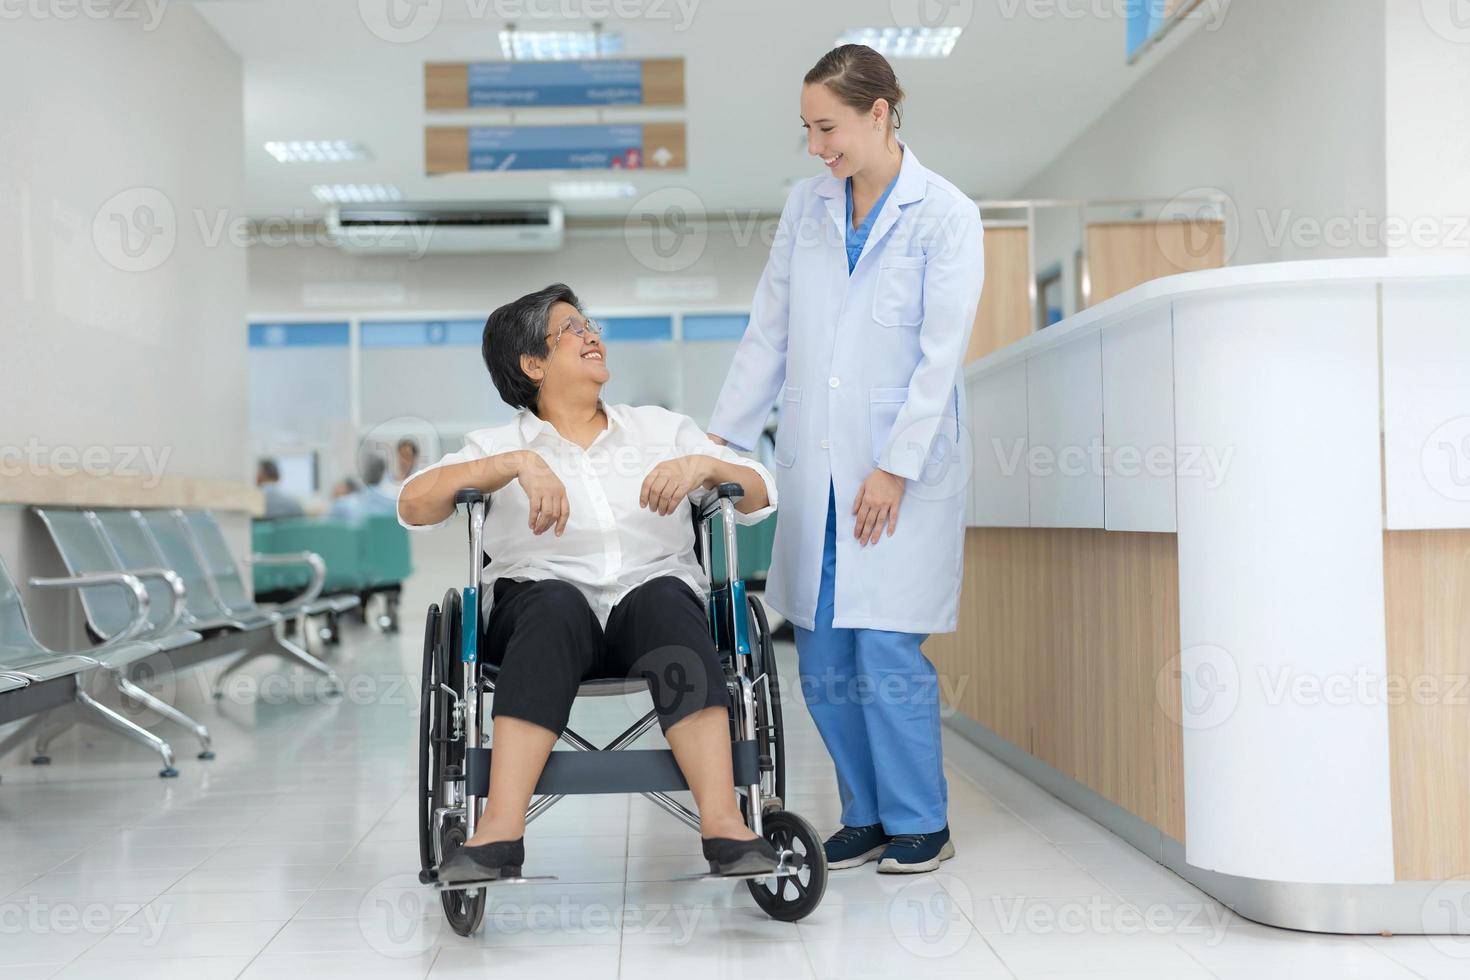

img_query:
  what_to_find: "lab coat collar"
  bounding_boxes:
[816,141,927,252]
[813,140,927,206]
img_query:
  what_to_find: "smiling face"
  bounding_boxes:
[519,300,609,405]
[801,81,892,180]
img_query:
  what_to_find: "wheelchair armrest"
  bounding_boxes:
[694,482,744,523]
[454,488,490,508]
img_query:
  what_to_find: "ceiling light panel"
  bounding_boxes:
[836,27,962,59]
[311,184,403,204]
[265,140,374,164]
[549,181,638,201]
[499,30,625,61]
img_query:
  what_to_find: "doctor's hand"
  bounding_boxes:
[640,456,712,516]
[514,450,569,536]
[853,468,905,547]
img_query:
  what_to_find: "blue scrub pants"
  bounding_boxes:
[793,482,949,835]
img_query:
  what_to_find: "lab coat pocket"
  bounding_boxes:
[873,255,925,328]
[775,387,801,467]
[868,386,908,464]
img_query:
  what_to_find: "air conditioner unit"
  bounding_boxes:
[326,201,564,254]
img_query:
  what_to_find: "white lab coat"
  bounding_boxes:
[709,143,984,634]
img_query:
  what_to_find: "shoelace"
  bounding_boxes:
[830,825,877,845]
[887,833,928,849]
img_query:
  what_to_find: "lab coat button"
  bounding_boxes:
[820,440,830,450]
[828,377,840,388]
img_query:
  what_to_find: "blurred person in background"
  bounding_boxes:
[256,458,304,519]
[331,456,396,522]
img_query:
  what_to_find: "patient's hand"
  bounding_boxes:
[516,451,569,535]
[640,456,713,516]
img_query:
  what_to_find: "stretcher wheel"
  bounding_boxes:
[747,810,827,921]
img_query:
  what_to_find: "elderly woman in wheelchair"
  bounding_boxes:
[399,283,792,888]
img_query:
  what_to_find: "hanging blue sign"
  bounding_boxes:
[465,61,644,107]
[466,125,646,172]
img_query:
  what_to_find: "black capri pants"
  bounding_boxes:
[481,575,728,738]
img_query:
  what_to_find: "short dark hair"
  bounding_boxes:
[395,437,418,456]
[481,283,583,411]
[257,458,280,481]
[360,454,387,485]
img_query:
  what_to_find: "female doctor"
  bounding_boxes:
[708,45,984,874]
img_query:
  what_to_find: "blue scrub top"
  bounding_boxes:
[844,171,900,275]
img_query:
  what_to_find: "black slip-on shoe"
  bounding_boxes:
[436,836,525,884]
[701,835,782,876]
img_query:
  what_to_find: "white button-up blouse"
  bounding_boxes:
[397,403,778,626]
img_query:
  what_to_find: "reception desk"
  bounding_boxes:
[927,257,1470,934]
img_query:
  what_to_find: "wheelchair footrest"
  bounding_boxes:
[431,874,558,892]
[465,742,763,797]
[669,852,804,882]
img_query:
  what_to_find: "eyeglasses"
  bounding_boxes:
[548,315,603,351]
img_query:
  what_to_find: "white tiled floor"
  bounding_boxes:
[1,602,1465,979]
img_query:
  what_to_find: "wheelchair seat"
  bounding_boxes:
[479,661,653,699]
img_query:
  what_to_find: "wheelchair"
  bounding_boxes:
[416,482,828,936]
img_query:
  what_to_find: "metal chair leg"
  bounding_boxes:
[74,688,178,777]
[116,674,214,759]
[32,707,83,763]
[0,709,71,765]
[213,647,272,698]
[273,615,342,693]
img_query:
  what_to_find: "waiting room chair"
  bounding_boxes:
[134,510,343,695]
[0,553,183,777]
[33,507,215,758]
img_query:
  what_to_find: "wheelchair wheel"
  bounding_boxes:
[438,824,487,937]
[747,809,827,921]
[416,602,442,877]
[747,594,786,805]
[418,590,487,936]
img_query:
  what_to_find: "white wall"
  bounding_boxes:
[1015,0,1389,267]
[247,223,775,315]
[0,11,246,648]
[1385,3,1470,257]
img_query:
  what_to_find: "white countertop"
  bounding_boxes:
[965,256,1470,379]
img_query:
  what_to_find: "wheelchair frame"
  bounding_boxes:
[417,482,827,934]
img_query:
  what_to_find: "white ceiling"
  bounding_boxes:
[191,0,1192,220]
